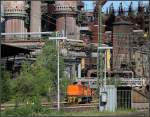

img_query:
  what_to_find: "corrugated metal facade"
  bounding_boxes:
[99,85,117,112]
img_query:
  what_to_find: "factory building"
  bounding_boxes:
[112,20,133,71]
[1,1,149,112]
[1,1,149,80]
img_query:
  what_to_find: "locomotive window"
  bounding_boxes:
[81,82,86,85]
[91,73,97,77]
[73,82,77,85]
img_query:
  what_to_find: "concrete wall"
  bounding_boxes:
[131,88,149,110]
[132,103,149,110]
[133,51,149,78]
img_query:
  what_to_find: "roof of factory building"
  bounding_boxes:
[113,20,133,25]
[1,43,32,58]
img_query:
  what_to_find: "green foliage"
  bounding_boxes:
[107,77,121,86]
[35,41,65,91]
[2,107,136,117]
[2,99,43,116]
[60,76,71,92]
[10,40,70,105]
[2,40,72,116]
[1,70,12,103]
[2,107,32,116]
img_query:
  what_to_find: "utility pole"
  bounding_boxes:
[57,39,60,111]
[0,1,2,117]
[65,14,67,37]
[49,36,83,111]
[0,1,2,116]
[148,0,150,115]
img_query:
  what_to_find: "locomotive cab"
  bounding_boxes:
[66,81,93,103]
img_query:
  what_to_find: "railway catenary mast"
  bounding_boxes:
[97,0,107,89]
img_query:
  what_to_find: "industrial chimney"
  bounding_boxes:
[30,1,41,38]
[54,1,79,39]
[3,1,27,39]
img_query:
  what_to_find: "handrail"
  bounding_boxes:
[4,9,26,14]
[76,77,146,87]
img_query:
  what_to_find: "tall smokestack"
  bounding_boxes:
[1,1,5,33]
[30,1,41,38]
[55,1,79,39]
[3,1,27,39]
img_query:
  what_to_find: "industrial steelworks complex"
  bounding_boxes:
[0,0,150,116]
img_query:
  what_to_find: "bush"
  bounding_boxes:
[2,106,32,116]
[2,41,71,116]
[2,97,43,116]
[1,70,12,103]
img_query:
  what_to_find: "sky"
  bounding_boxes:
[83,1,149,12]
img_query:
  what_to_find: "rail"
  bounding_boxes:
[1,102,98,112]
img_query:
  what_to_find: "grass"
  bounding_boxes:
[2,107,136,116]
[1,98,136,116]
[44,109,135,116]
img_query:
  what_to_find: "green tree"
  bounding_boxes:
[1,69,12,103]
[35,41,65,91]
[12,40,70,105]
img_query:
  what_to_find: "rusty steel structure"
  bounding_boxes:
[54,1,80,39]
[1,1,149,80]
[112,21,133,71]
[2,1,27,39]
[0,1,149,114]
[30,1,41,38]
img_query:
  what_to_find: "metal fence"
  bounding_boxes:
[117,88,132,109]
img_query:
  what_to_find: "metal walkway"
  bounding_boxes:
[76,77,146,88]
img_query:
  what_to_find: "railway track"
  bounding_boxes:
[49,105,98,112]
[46,102,98,112]
[42,101,99,112]
[1,101,98,112]
[1,102,149,113]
